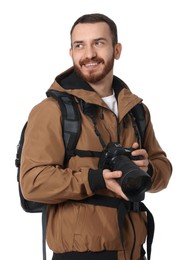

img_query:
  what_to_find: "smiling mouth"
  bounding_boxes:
[80,58,104,68]
[84,62,99,68]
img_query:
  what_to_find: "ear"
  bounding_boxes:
[114,43,122,60]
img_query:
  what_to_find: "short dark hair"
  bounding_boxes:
[70,13,118,46]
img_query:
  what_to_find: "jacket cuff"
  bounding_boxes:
[88,169,106,191]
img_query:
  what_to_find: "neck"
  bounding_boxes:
[89,74,113,98]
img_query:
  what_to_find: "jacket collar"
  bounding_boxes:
[53,67,142,121]
[56,67,129,98]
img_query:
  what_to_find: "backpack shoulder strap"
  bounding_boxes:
[130,103,146,147]
[46,90,81,165]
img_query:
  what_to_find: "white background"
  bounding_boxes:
[0,0,186,259]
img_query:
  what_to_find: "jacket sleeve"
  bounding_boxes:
[20,97,95,204]
[143,104,172,192]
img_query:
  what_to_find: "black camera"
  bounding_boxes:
[98,142,152,202]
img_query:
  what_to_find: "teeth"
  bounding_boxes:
[85,63,97,67]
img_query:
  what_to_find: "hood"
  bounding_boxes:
[48,67,142,115]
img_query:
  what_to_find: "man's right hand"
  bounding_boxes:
[103,169,129,200]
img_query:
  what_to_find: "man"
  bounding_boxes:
[20,13,172,260]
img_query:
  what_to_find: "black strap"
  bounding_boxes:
[74,195,154,260]
[130,103,146,147]
[69,149,102,158]
[46,90,81,166]
[42,206,47,260]
[140,202,154,260]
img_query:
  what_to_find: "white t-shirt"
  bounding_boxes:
[102,92,118,117]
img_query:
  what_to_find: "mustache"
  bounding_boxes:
[79,57,104,66]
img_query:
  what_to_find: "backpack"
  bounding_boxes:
[15,90,81,213]
[15,90,154,260]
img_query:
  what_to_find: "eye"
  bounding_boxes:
[73,43,84,49]
[95,40,104,47]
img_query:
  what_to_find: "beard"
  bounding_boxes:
[73,55,115,84]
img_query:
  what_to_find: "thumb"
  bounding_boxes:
[132,142,139,149]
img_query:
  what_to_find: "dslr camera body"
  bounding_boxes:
[98,142,152,202]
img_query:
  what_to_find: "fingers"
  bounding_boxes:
[103,169,122,179]
[103,169,129,201]
[131,146,148,159]
[131,143,149,171]
[132,142,139,149]
[132,151,149,172]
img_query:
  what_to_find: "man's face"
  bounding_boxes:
[70,22,121,84]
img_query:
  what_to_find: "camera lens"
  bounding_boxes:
[111,155,152,201]
[121,173,151,200]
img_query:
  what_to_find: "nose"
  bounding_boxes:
[84,45,96,59]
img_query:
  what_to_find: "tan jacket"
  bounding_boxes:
[20,68,172,259]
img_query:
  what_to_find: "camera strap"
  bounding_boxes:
[74,194,154,260]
